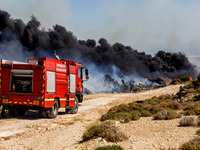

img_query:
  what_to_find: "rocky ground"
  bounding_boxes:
[0,85,197,150]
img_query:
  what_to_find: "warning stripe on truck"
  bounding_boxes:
[44,98,74,101]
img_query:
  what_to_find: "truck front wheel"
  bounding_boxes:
[71,96,79,114]
[47,99,59,118]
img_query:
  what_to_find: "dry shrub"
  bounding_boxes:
[159,102,171,108]
[196,129,200,136]
[140,110,152,117]
[154,109,181,120]
[108,104,132,114]
[150,105,163,114]
[168,102,181,110]
[194,107,200,115]
[179,117,196,127]
[181,138,200,150]
[187,88,195,93]
[95,145,123,150]
[183,110,196,116]
[183,102,199,111]
[82,121,128,142]
[101,111,140,122]
[130,110,140,120]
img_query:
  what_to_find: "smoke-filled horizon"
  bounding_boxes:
[0,10,198,92]
[2,1,200,57]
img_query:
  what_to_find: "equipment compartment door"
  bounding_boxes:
[70,74,76,93]
[47,71,55,93]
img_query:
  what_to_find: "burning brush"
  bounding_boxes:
[103,74,170,93]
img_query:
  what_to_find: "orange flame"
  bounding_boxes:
[189,77,193,81]
[165,77,172,85]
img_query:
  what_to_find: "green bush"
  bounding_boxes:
[154,109,181,120]
[82,121,128,142]
[95,145,124,150]
[181,138,200,150]
[179,117,195,127]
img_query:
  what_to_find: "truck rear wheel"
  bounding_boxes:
[40,109,47,118]
[17,109,25,117]
[47,99,59,118]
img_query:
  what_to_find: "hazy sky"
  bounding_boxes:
[1,0,200,59]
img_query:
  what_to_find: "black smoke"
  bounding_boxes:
[0,10,198,82]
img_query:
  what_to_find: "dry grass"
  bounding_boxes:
[83,93,114,101]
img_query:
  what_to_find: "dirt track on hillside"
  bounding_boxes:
[0,85,197,150]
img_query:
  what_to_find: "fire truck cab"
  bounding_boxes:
[0,57,89,118]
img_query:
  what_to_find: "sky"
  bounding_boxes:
[1,0,200,63]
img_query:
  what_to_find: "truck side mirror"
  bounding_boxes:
[85,69,89,80]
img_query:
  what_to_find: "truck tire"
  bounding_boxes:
[41,111,47,118]
[47,99,59,118]
[40,108,47,118]
[70,96,79,114]
[65,96,79,114]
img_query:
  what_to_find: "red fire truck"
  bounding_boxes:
[0,57,89,118]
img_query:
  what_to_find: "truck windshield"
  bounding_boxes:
[10,70,33,93]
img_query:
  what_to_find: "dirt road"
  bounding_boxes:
[0,85,196,150]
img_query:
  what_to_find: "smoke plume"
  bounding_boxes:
[0,10,198,92]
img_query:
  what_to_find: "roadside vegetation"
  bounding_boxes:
[82,74,200,149]
[100,74,200,123]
